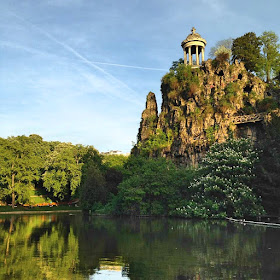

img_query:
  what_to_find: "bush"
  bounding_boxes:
[162,64,200,102]
[257,98,278,112]
[214,46,232,64]
[137,128,171,157]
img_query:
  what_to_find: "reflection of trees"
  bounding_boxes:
[0,215,83,280]
[77,217,274,280]
[0,215,279,280]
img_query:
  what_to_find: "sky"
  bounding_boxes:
[1,0,280,153]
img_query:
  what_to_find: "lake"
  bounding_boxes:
[0,213,279,279]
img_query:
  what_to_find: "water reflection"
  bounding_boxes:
[0,214,279,279]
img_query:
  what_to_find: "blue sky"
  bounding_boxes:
[1,0,280,153]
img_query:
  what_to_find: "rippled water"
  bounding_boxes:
[0,213,280,279]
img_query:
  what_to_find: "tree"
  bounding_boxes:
[177,138,265,218]
[80,165,106,211]
[43,143,84,200]
[116,157,195,216]
[232,32,262,73]
[209,38,233,58]
[169,58,184,71]
[102,154,128,171]
[0,136,44,207]
[259,31,280,82]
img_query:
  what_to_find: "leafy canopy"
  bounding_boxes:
[232,32,262,73]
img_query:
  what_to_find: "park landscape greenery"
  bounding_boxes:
[1,30,280,218]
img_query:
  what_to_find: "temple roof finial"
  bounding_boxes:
[191,27,196,34]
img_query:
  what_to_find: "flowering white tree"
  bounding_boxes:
[177,138,265,218]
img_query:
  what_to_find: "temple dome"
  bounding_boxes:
[181,27,207,47]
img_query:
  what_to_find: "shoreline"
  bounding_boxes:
[0,209,82,215]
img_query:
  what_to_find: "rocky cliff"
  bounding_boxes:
[135,59,279,165]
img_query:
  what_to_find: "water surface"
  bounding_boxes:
[0,214,279,279]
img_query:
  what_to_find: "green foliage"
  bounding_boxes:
[115,157,195,216]
[232,31,280,82]
[256,97,278,112]
[205,125,219,145]
[162,64,200,102]
[43,143,84,200]
[80,164,106,211]
[217,98,233,114]
[259,31,280,82]
[0,135,48,207]
[225,82,239,96]
[169,58,184,71]
[190,107,203,121]
[232,32,262,73]
[243,104,255,114]
[254,114,280,214]
[137,128,171,157]
[102,154,128,171]
[175,138,265,218]
[0,134,103,206]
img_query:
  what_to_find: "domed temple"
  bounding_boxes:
[181,27,207,67]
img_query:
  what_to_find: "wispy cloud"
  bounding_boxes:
[7,10,141,103]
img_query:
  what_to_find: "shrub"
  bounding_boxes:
[243,104,255,114]
[257,98,278,112]
[162,64,200,102]
[214,46,232,64]
[138,128,170,157]
[168,90,179,100]
[189,83,199,97]
[218,98,233,114]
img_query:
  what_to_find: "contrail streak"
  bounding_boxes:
[87,61,166,71]
[1,40,167,71]
[7,11,147,104]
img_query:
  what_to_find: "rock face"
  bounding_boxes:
[137,92,158,142]
[135,59,277,165]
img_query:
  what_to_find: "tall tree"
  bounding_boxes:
[188,138,264,218]
[80,164,106,211]
[0,136,43,207]
[232,32,262,73]
[259,31,280,82]
[43,143,84,200]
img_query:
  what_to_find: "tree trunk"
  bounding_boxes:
[11,173,15,209]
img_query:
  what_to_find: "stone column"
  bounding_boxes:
[184,49,187,64]
[196,45,199,66]
[202,47,205,62]
[188,47,192,65]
